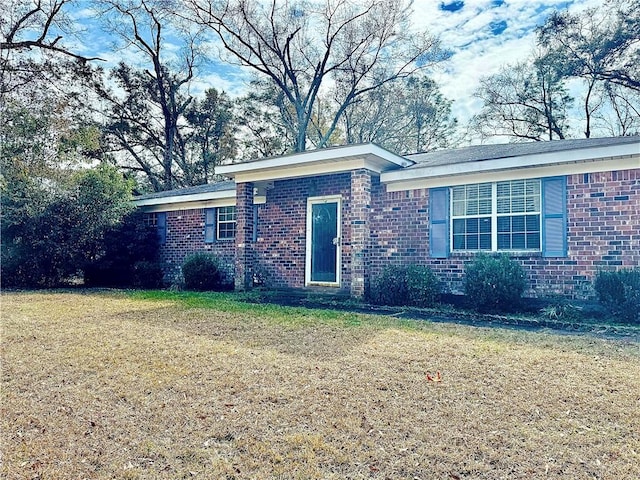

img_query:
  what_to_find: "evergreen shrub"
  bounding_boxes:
[132,261,165,289]
[464,253,526,313]
[594,269,640,324]
[367,264,440,307]
[84,210,162,288]
[182,252,231,291]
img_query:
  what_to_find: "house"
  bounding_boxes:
[134,136,640,299]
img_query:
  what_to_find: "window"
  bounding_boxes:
[450,180,541,252]
[143,212,167,244]
[430,177,566,259]
[496,180,541,250]
[205,207,236,242]
[143,212,157,228]
[451,183,492,250]
[217,206,236,240]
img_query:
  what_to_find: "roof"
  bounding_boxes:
[133,136,639,205]
[406,136,640,168]
[221,142,412,168]
[382,135,640,190]
[135,180,235,201]
[216,143,413,182]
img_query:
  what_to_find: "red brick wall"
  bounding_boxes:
[235,182,254,290]
[152,167,638,299]
[158,208,236,285]
[349,169,373,296]
[253,174,352,290]
[368,168,640,299]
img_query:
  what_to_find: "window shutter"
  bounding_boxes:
[157,212,167,245]
[252,205,258,243]
[542,176,567,257]
[205,208,216,243]
[429,187,449,258]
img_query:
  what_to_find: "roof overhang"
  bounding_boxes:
[133,188,236,207]
[381,141,640,191]
[217,143,413,183]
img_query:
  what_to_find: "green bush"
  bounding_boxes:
[132,261,165,289]
[2,165,135,288]
[464,253,526,313]
[406,265,441,307]
[182,252,230,291]
[367,264,440,307]
[594,269,640,324]
[84,210,161,288]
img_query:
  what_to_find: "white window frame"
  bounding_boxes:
[216,206,236,240]
[450,179,542,253]
[143,212,158,227]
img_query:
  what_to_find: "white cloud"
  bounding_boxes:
[408,0,602,130]
[189,68,250,97]
[62,0,605,142]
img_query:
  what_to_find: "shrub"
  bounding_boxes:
[464,253,526,313]
[84,210,160,288]
[594,269,640,324]
[2,164,135,288]
[406,265,441,308]
[539,295,583,322]
[182,252,230,291]
[367,264,440,307]
[132,261,165,289]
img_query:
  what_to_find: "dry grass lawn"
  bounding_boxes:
[2,290,639,479]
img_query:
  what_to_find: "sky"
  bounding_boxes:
[411,0,599,129]
[67,0,601,134]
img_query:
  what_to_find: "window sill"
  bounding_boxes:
[451,250,542,257]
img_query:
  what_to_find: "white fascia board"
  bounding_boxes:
[384,156,640,191]
[381,142,640,185]
[133,188,235,207]
[217,143,413,179]
[138,195,266,213]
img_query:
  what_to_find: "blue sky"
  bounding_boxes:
[414,0,593,126]
[66,0,599,129]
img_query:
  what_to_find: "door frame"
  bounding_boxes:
[305,195,342,287]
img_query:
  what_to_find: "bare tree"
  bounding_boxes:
[595,83,640,136]
[95,0,201,191]
[186,0,445,152]
[471,57,572,142]
[537,0,640,137]
[234,78,295,160]
[538,0,640,94]
[0,0,104,99]
[344,75,458,154]
[0,0,102,61]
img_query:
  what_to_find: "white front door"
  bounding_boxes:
[305,196,341,286]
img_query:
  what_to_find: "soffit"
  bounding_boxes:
[382,141,640,191]
[216,143,413,183]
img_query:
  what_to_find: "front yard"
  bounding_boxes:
[2,290,639,479]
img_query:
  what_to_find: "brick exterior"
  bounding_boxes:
[158,209,236,285]
[151,166,639,300]
[252,173,352,290]
[349,170,373,296]
[235,182,254,290]
[367,168,640,299]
